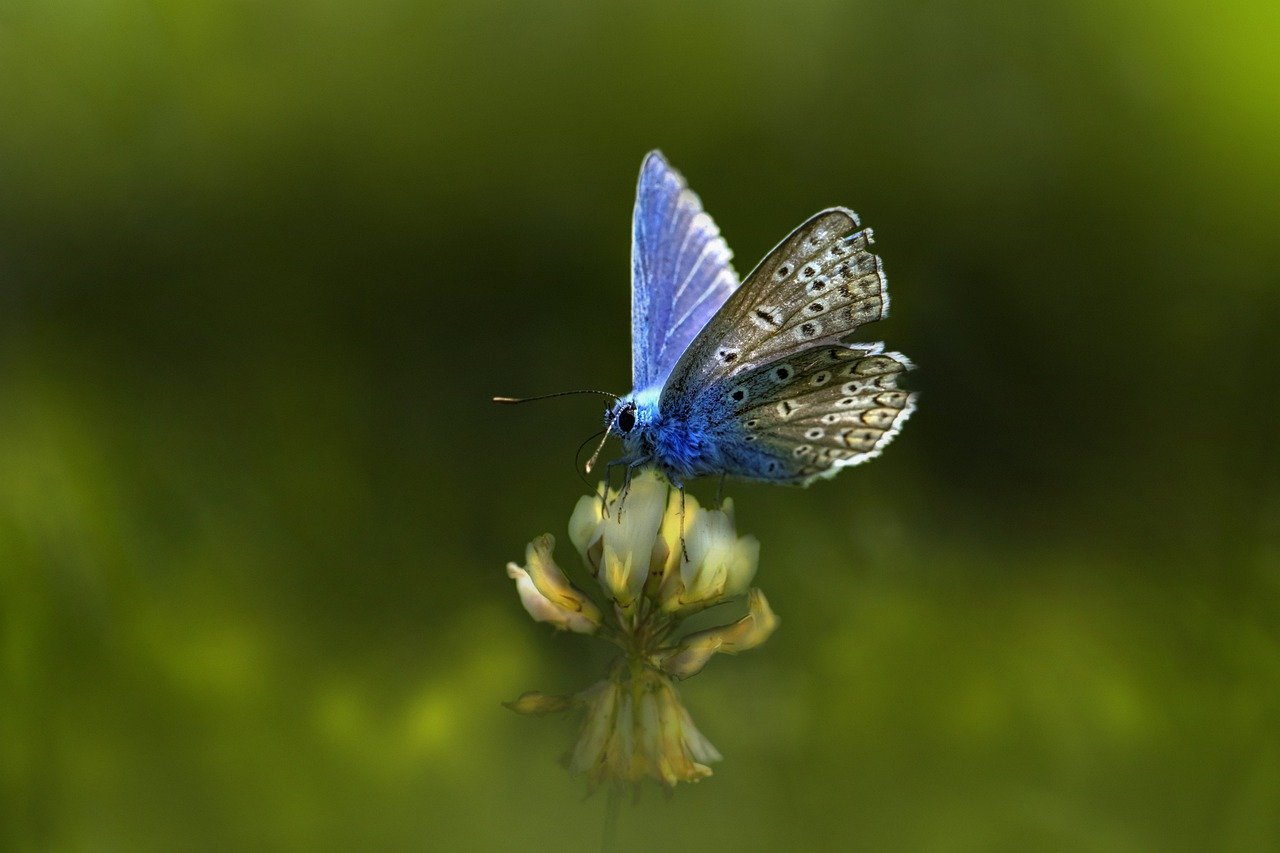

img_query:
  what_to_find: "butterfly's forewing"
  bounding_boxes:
[631,151,740,392]
[661,208,886,411]
[723,345,916,483]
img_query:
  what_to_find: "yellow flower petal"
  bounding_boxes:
[659,634,724,680]
[659,589,779,678]
[597,471,667,606]
[712,588,780,653]
[658,496,759,612]
[568,489,607,569]
[506,559,600,634]
[522,535,603,624]
[568,680,617,778]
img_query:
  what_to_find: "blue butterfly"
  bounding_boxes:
[593,151,916,490]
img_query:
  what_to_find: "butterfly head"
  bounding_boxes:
[613,402,637,434]
[583,395,648,475]
[605,387,659,441]
[605,398,640,441]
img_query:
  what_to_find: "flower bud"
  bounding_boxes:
[502,691,577,715]
[506,535,601,634]
[660,589,779,679]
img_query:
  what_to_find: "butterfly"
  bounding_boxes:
[590,151,916,490]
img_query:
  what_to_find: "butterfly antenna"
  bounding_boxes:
[584,408,621,474]
[493,389,620,404]
[574,430,606,488]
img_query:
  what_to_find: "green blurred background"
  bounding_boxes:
[2,1,1277,850]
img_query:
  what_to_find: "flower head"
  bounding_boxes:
[506,470,777,789]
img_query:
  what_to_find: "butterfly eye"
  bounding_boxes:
[617,406,637,434]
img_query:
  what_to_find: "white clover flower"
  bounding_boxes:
[505,470,777,789]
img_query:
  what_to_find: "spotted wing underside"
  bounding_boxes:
[661,208,888,414]
[724,345,916,484]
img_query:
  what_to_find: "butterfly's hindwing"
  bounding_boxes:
[716,345,916,483]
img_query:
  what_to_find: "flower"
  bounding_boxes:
[565,671,723,787]
[568,471,669,608]
[506,470,777,788]
[506,535,602,634]
[660,589,779,679]
[662,496,760,611]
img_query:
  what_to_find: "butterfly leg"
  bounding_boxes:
[615,464,637,521]
[678,483,690,563]
[600,460,627,518]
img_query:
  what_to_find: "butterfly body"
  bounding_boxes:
[604,151,916,487]
[607,391,741,485]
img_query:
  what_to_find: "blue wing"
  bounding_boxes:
[631,151,740,393]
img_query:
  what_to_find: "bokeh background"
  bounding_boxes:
[2,1,1277,850]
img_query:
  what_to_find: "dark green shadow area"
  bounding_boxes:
[1,1,1277,850]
